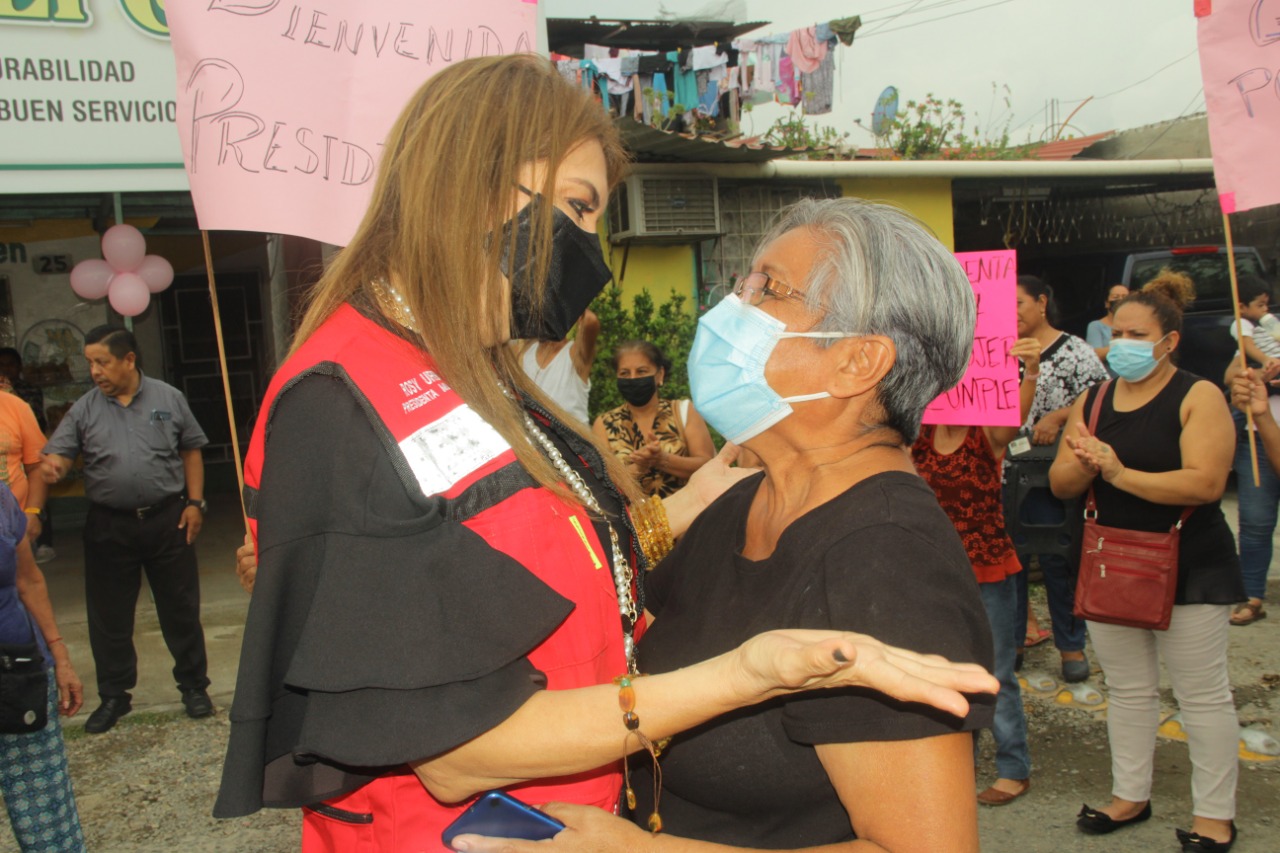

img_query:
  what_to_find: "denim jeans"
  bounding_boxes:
[1014,488,1086,652]
[1234,413,1279,601]
[976,575,1031,780]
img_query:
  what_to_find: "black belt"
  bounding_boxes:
[97,493,185,520]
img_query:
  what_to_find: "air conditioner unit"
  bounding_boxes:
[608,175,721,243]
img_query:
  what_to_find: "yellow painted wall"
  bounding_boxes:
[836,178,955,250]
[601,241,697,305]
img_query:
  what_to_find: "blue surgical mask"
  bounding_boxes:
[688,294,852,444]
[1106,334,1169,382]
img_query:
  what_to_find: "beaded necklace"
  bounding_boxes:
[370,277,640,673]
[521,411,640,674]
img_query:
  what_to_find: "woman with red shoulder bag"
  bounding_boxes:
[1049,270,1244,852]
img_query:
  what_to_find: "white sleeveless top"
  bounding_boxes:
[521,343,591,425]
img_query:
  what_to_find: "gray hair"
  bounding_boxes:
[753,197,975,443]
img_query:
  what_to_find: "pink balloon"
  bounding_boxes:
[107,272,151,316]
[101,224,146,272]
[137,255,174,293]
[69,259,114,300]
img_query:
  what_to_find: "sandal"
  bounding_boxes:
[977,778,1030,806]
[1230,601,1267,626]
[1025,628,1052,647]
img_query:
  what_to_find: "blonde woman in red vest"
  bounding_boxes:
[217,55,994,852]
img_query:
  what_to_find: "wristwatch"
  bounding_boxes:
[186,498,208,513]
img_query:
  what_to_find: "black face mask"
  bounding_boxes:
[503,193,613,341]
[616,375,657,407]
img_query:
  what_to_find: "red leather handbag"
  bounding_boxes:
[1072,382,1189,631]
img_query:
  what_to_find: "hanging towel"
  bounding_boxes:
[691,44,727,71]
[786,27,827,74]
[652,71,670,118]
[776,54,797,104]
[829,15,863,46]
[668,51,699,112]
[800,49,835,116]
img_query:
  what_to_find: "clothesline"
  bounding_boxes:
[550,15,862,131]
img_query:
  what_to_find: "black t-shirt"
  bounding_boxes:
[215,371,629,817]
[1082,371,1243,605]
[632,470,995,848]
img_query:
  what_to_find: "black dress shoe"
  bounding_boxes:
[1176,822,1237,852]
[84,696,132,734]
[181,688,214,719]
[1076,801,1152,834]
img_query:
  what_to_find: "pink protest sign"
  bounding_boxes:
[922,250,1021,428]
[167,1,537,246]
[1196,0,1280,214]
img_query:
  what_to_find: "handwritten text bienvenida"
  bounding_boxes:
[184,3,531,187]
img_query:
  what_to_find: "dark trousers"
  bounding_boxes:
[83,500,210,699]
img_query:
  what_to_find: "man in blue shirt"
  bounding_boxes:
[42,325,212,733]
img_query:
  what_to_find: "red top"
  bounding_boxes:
[911,425,1021,584]
[240,305,629,851]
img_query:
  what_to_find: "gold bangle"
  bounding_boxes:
[631,495,674,568]
[23,508,41,515]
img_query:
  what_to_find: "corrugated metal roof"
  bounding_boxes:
[548,18,768,57]
[1030,131,1116,161]
[617,118,822,164]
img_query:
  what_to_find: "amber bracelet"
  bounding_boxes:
[631,496,674,568]
[615,675,664,833]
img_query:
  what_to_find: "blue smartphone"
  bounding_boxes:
[441,791,566,849]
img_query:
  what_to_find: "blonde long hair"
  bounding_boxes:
[293,55,641,505]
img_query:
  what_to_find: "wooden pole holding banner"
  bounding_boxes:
[200,231,250,525]
[1223,211,1261,487]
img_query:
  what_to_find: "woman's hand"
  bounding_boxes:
[52,651,84,716]
[23,514,42,544]
[451,803,650,853]
[730,628,997,719]
[236,533,257,594]
[1064,421,1123,482]
[1031,410,1065,445]
[631,442,661,472]
[685,443,758,510]
[1231,368,1272,420]
[1009,337,1041,377]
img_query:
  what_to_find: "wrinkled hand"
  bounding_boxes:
[686,444,759,512]
[24,515,41,544]
[633,442,662,466]
[1009,337,1041,377]
[54,657,83,717]
[1231,369,1271,420]
[452,803,646,853]
[178,506,203,545]
[236,532,257,595]
[1030,412,1064,446]
[1064,421,1124,482]
[732,628,997,719]
[39,455,69,485]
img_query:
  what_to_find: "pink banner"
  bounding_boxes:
[167,1,537,246]
[1197,0,1280,214]
[922,250,1021,428]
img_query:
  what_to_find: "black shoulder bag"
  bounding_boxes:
[0,611,49,733]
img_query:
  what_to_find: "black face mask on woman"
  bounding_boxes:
[616,375,657,407]
[503,191,613,341]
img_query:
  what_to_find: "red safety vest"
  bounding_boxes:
[244,304,629,851]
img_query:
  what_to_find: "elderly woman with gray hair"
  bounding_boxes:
[458,197,995,853]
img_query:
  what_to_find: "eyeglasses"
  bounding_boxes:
[733,271,808,307]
